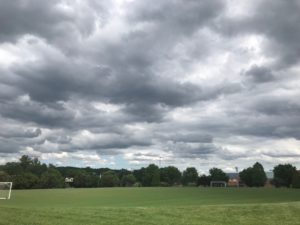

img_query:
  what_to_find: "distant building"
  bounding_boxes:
[226,173,240,187]
[65,177,74,183]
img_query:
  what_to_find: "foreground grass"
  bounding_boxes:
[1,203,300,225]
[1,188,300,225]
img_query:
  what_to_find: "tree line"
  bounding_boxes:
[0,155,299,189]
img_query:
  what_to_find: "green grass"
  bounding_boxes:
[1,187,300,225]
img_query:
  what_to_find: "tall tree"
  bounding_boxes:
[121,174,136,187]
[182,167,198,185]
[198,174,211,186]
[273,164,297,187]
[40,168,65,188]
[160,166,182,186]
[0,171,11,182]
[13,172,39,189]
[73,170,99,188]
[292,172,300,189]
[209,168,229,182]
[3,162,23,175]
[144,164,160,186]
[19,155,33,171]
[239,162,267,187]
[239,168,253,187]
[251,162,267,187]
[100,170,120,187]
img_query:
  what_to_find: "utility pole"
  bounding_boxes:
[235,167,239,187]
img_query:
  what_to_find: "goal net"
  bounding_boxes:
[210,181,227,187]
[0,182,12,200]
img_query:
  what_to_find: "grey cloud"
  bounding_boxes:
[215,0,300,69]
[0,0,70,42]
[0,98,75,128]
[1,0,300,168]
[249,96,300,116]
[127,0,225,35]
[63,133,152,154]
[263,152,300,158]
[166,142,218,159]
[244,65,275,83]
[123,103,169,123]
[160,133,213,143]
[0,0,110,44]
[218,149,250,161]
[0,128,41,139]
[46,133,72,145]
[0,138,21,153]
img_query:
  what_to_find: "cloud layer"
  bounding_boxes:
[1,0,300,172]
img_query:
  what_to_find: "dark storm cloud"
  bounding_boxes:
[0,0,300,168]
[0,98,75,128]
[0,0,69,42]
[0,138,21,153]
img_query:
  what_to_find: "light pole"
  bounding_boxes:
[235,167,239,187]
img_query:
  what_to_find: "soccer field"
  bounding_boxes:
[1,187,300,225]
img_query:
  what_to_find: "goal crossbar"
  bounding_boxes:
[0,182,13,200]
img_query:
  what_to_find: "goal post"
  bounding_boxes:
[210,181,227,187]
[0,182,13,200]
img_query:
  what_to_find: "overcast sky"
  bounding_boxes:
[0,0,300,173]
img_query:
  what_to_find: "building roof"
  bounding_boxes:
[226,173,239,179]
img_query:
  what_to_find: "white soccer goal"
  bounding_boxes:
[0,182,12,200]
[210,181,227,187]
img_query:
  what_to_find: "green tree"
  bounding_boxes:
[28,158,47,177]
[273,164,297,187]
[120,174,136,187]
[73,170,98,188]
[239,162,267,187]
[13,172,39,189]
[0,171,11,182]
[40,168,65,188]
[251,162,267,187]
[133,167,146,185]
[292,172,300,189]
[100,170,120,187]
[148,164,160,186]
[141,164,160,187]
[198,174,211,186]
[182,167,198,185]
[160,166,182,186]
[209,168,229,182]
[117,169,131,180]
[19,155,33,171]
[239,167,253,186]
[3,162,23,175]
